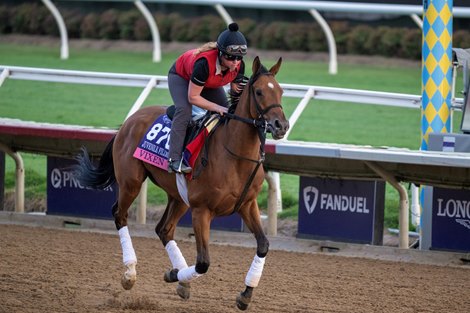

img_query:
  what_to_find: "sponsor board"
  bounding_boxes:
[298,176,385,244]
[47,156,116,219]
[423,187,470,252]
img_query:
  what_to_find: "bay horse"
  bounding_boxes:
[74,56,289,310]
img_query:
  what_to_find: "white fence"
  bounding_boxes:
[1,64,468,248]
[40,0,470,74]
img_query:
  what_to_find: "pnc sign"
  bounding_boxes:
[47,156,116,219]
[298,177,385,245]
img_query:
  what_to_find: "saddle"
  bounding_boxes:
[166,105,222,178]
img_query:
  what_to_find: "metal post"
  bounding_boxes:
[420,0,453,242]
[365,161,409,249]
[214,4,233,24]
[134,0,161,62]
[0,143,24,213]
[41,0,69,59]
[309,9,337,75]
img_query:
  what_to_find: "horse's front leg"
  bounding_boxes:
[237,201,269,311]
[156,198,192,299]
[164,207,211,291]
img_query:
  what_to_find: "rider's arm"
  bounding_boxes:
[189,58,228,115]
[188,82,228,115]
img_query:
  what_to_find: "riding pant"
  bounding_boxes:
[168,64,229,161]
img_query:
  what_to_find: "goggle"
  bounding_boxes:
[225,44,247,55]
[223,53,243,61]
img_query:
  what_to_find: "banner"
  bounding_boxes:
[298,177,385,244]
[47,156,116,219]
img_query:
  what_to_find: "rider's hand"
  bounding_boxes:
[217,105,228,116]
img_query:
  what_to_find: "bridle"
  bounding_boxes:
[223,72,283,213]
[224,73,282,163]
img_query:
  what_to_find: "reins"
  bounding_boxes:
[223,72,282,214]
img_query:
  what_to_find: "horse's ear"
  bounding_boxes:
[252,56,261,75]
[269,57,282,76]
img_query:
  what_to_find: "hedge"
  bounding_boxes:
[1,3,469,60]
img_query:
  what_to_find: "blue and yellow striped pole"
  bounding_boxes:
[419,0,453,234]
[421,0,453,149]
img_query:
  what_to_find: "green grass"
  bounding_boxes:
[0,42,465,229]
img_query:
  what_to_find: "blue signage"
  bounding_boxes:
[298,177,385,244]
[431,187,470,252]
[178,209,243,232]
[47,156,116,219]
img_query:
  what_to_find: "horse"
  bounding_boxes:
[73,56,289,311]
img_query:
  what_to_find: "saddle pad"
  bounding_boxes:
[184,114,220,170]
[133,114,172,171]
[133,114,219,175]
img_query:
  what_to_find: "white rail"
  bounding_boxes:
[0,65,466,242]
[42,1,470,73]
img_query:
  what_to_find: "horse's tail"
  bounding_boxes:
[73,137,116,190]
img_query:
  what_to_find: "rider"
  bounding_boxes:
[167,22,248,173]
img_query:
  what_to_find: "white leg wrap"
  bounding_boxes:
[177,265,202,283]
[165,240,188,270]
[118,226,137,266]
[245,255,265,288]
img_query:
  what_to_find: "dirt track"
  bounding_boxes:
[1,224,469,313]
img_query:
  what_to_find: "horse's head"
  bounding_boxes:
[247,56,289,140]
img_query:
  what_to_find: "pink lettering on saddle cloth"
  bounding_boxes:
[133,115,171,171]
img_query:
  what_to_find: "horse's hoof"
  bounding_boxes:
[163,268,179,283]
[236,292,251,311]
[121,263,137,290]
[176,282,191,300]
[121,273,136,290]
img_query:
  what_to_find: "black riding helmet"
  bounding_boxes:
[216,23,247,57]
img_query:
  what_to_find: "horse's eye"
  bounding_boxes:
[255,89,263,96]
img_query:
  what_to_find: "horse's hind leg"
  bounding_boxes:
[236,200,269,311]
[155,197,191,299]
[114,179,144,290]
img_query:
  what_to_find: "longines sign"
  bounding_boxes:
[298,177,385,245]
[430,187,470,252]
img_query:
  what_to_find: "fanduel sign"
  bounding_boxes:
[430,187,470,252]
[298,177,385,245]
[47,156,116,219]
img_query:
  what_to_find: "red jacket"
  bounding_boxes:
[175,49,240,88]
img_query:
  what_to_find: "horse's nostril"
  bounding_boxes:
[274,119,281,129]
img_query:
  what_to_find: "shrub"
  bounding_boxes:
[169,14,190,42]
[260,22,289,50]
[454,30,470,49]
[154,12,172,42]
[347,25,373,55]
[378,27,403,57]
[64,9,84,39]
[284,22,311,51]
[80,13,100,39]
[0,5,12,33]
[401,28,421,60]
[12,3,35,34]
[306,24,327,53]
[329,21,350,54]
[119,10,140,40]
[187,15,216,43]
[99,9,120,40]
[133,16,150,41]
[364,27,383,56]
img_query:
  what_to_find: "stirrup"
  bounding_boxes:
[168,159,192,174]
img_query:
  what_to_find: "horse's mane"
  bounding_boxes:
[228,65,270,113]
